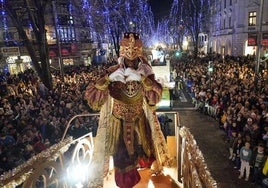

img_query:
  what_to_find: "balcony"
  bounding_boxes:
[0,113,216,188]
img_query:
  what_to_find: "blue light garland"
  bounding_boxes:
[1,0,9,42]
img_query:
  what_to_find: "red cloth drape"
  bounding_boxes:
[115,168,141,188]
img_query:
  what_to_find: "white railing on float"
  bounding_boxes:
[0,112,216,188]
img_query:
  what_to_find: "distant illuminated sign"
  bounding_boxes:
[1,47,20,56]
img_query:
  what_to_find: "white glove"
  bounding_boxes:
[109,68,126,83]
[137,63,153,76]
[125,68,141,82]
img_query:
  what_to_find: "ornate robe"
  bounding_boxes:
[84,61,171,187]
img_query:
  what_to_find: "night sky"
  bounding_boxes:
[148,0,173,22]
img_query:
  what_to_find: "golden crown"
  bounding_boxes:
[119,32,143,60]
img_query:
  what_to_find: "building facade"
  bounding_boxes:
[1,0,268,75]
[208,0,268,57]
[0,0,103,74]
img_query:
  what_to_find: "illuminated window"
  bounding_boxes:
[248,11,257,26]
[59,27,76,42]
[56,2,76,42]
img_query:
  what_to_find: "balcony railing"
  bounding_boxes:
[0,112,216,188]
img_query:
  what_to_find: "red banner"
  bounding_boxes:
[248,33,257,46]
[48,43,79,57]
[262,33,268,46]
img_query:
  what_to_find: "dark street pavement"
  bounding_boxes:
[167,89,258,188]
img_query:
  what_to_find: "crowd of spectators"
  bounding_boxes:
[171,53,268,186]
[1,52,268,186]
[0,60,116,174]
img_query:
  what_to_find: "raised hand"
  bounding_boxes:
[109,68,126,83]
[124,67,141,82]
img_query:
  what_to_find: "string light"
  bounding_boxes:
[0,0,9,43]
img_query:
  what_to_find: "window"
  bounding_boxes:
[248,11,257,26]
[229,17,232,28]
[230,0,232,6]
[56,2,76,42]
[59,27,76,42]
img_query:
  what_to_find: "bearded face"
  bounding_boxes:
[124,57,140,70]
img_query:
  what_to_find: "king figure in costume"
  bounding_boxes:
[84,32,171,188]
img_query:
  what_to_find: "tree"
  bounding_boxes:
[169,0,185,50]
[2,0,156,87]
[123,0,155,47]
[2,0,53,89]
[83,0,155,56]
[177,0,211,57]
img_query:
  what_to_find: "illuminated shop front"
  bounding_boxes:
[5,56,32,75]
[1,46,32,74]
